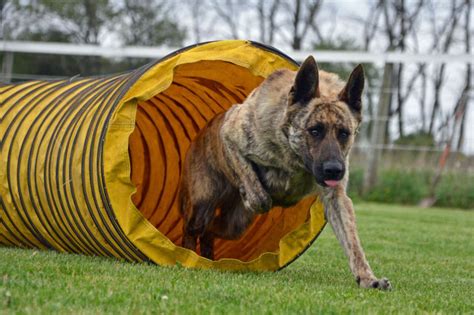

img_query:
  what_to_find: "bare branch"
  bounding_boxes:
[363,0,383,50]
[256,0,281,45]
[211,0,240,39]
[428,0,467,134]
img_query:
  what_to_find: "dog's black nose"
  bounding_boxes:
[322,161,344,179]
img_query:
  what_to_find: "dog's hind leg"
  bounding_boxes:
[181,193,197,252]
[323,187,392,291]
[199,194,255,260]
[182,201,217,254]
[199,232,215,260]
[182,232,197,251]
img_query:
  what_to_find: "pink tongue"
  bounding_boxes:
[324,180,340,187]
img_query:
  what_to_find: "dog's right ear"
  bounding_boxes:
[289,56,320,105]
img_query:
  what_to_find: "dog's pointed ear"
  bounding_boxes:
[289,56,320,105]
[339,64,364,114]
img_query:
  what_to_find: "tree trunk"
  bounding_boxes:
[428,65,445,135]
[428,0,465,135]
[396,0,406,137]
[257,0,266,43]
[363,63,393,194]
[396,63,405,137]
[268,0,280,45]
[291,0,302,50]
[419,65,427,131]
[457,0,472,150]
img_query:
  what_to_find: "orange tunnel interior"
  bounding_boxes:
[128,60,315,262]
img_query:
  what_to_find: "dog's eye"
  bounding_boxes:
[339,129,350,140]
[308,125,324,138]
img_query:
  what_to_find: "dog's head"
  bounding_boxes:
[286,56,364,188]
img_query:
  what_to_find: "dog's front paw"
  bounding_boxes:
[357,276,392,291]
[239,186,272,214]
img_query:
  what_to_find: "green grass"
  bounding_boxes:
[1,203,473,314]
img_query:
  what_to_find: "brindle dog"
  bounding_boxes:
[179,56,391,290]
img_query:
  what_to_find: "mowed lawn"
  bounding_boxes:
[1,203,473,314]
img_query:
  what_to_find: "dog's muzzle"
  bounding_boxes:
[313,160,345,188]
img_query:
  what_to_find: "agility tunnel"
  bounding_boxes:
[0,40,326,271]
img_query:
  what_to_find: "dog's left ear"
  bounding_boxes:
[339,64,364,115]
[289,56,320,105]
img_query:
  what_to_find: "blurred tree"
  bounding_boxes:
[209,0,325,50]
[256,0,281,45]
[3,0,116,74]
[358,0,428,142]
[210,0,245,39]
[282,0,323,50]
[186,0,216,43]
[427,0,467,136]
[9,0,115,44]
[361,0,471,198]
[361,0,428,193]
[111,0,185,70]
[1,0,186,77]
[114,0,185,46]
[393,0,425,138]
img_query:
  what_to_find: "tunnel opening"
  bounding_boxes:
[127,60,315,261]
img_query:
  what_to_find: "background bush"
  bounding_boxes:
[348,168,474,209]
[434,173,474,209]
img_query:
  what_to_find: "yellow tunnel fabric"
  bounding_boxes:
[1,40,326,271]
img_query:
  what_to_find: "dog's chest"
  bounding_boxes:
[257,166,317,207]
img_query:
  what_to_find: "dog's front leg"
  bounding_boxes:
[323,187,391,290]
[224,144,272,214]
